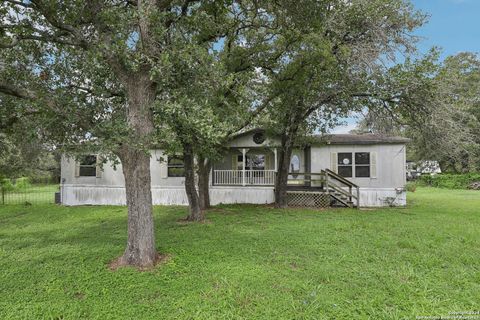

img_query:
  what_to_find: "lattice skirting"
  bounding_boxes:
[286,191,331,208]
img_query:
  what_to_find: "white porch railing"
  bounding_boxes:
[213,170,276,186]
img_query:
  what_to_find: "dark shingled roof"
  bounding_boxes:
[231,129,410,145]
[313,134,410,145]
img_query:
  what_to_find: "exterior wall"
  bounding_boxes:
[61,150,185,188]
[61,149,276,206]
[60,142,407,207]
[310,143,407,207]
[226,133,279,148]
[310,144,407,188]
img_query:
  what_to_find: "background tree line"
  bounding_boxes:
[355,52,480,173]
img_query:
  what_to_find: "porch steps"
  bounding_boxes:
[285,169,359,209]
[329,193,351,208]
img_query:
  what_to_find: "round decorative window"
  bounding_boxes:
[253,132,265,144]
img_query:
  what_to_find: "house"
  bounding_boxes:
[60,130,409,207]
[406,160,442,180]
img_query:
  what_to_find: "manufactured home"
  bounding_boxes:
[60,130,409,207]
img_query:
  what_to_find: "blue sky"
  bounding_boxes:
[332,0,480,133]
[413,0,480,59]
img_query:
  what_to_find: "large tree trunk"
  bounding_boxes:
[275,112,302,208]
[115,73,158,268]
[183,143,204,221]
[197,156,211,210]
[274,133,294,208]
[118,149,157,267]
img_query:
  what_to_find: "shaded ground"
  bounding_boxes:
[0,188,479,319]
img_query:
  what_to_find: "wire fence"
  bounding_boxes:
[0,183,60,205]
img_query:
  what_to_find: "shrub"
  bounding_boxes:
[15,177,31,189]
[418,173,480,189]
[406,182,417,192]
[0,178,15,192]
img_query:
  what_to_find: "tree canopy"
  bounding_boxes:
[357,52,480,173]
[0,0,440,266]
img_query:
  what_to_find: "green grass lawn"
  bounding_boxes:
[0,188,479,319]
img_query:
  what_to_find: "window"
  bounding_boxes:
[336,152,371,178]
[338,153,353,178]
[355,152,370,178]
[168,156,185,177]
[253,132,266,144]
[79,155,97,177]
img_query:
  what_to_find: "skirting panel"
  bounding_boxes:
[61,185,405,207]
[358,188,406,207]
[210,187,275,205]
[62,185,126,206]
[286,192,330,208]
[61,185,191,206]
[61,185,275,206]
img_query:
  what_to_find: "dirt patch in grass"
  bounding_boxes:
[74,292,85,300]
[108,253,171,272]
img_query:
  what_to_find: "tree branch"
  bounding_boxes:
[0,83,38,100]
[0,33,79,49]
[66,84,124,99]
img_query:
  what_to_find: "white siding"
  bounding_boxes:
[61,150,185,188]
[61,143,408,207]
[310,144,407,189]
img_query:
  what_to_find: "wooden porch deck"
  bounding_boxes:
[211,168,360,208]
[285,170,360,208]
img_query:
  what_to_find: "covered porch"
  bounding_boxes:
[212,147,278,186]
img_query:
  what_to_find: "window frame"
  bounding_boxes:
[337,153,353,178]
[354,152,371,178]
[78,155,97,177]
[336,152,372,178]
[167,156,185,177]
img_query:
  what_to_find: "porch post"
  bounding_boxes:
[242,148,247,186]
[273,148,278,172]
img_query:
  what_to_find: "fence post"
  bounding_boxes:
[1,187,4,205]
